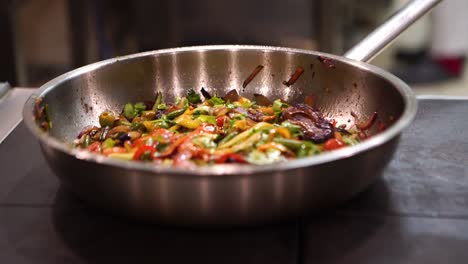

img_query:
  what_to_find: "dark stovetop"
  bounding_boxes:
[0,99,467,264]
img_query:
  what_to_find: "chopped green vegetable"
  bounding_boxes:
[167,107,187,120]
[342,135,359,146]
[134,102,147,113]
[272,138,320,157]
[218,122,273,149]
[209,96,225,105]
[242,101,255,108]
[193,106,211,116]
[74,90,360,167]
[81,135,92,148]
[232,131,263,152]
[187,88,202,104]
[44,104,53,129]
[123,103,136,119]
[152,92,163,111]
[118,120,132,127]
[273,99,289,113]
[99,112,115,127]
[122,102,146,123]
[272,138,303,150]
[156,103,167,110]
[130,122,144,131]
[232,113,246,120]
[280,121,303,138]
[196,115,216,125]
[297,142,321,157]
[101,138,115,149]
[146,117,175,129]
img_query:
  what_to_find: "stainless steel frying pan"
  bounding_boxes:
[23,0,442,225]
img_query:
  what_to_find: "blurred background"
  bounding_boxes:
[1,0,467,96]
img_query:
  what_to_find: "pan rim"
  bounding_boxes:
[22,44,417,176]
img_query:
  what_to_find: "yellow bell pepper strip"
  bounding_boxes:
[174,114,201,129]
[218,122,273,149]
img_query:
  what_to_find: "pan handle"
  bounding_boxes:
[344,0,443,63]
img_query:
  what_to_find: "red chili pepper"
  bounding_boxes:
[133,136,152,148]
[87,141,101,152]
[378,120,387,131]
[352,111,378,130]
[216,153,247,164]
[283,66,304,86]
[323,138,345,150]
[150,128,174,140]
[216,115,226,127]
[133,145,156,161]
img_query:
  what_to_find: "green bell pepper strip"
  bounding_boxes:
[101,138,115,149]
[166,107,187,120]
[152,92,163,111]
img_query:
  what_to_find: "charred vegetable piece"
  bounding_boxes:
[282,104,334,143]
[224,89,240,102]
[216,153,246,164]
[352,111,378,130]
[243,65,264,88]
[283,66,304,86]
[200,87,212,99]
[253,94,272,106]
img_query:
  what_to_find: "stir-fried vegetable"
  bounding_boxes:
[73,88,363,167]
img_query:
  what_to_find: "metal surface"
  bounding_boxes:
[0,82,10,98]
[22,46,416,225]
[0,87,34,144]
[20,0,443,225]
[345,0,443,62]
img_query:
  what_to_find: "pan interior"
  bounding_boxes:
[40,48,406,145]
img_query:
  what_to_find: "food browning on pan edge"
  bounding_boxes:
[70,88,365,167]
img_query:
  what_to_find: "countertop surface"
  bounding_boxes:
[0,99,467,263]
